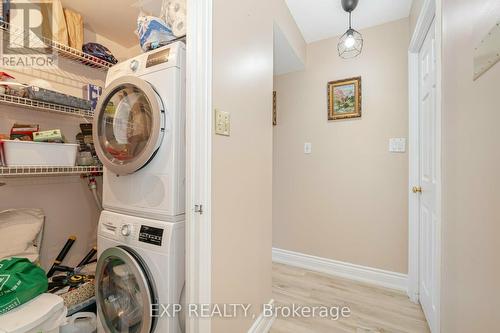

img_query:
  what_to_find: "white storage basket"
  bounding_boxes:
[2,140,78,166]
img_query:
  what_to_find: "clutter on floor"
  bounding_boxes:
[0,257,48,315]
[0,293,68,333]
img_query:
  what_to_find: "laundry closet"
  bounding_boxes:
[0,1,187,332]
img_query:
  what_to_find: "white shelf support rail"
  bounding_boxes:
[0,94,94,118]
[0,165,103,177]
[0,20,115,70]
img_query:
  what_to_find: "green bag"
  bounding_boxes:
[0,257,48,315]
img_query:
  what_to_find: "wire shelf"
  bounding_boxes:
[0,165,103,177]
[0,93,94,118]
[0,20,114,70]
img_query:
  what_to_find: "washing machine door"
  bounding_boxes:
[93,76,165,175]
[96,246,158,333]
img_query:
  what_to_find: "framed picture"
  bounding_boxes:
[272,91,277,126]
[327,76,362,120]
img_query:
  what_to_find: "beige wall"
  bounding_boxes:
[271,0,307,64]
[84,28,141,61]
[410,0,425,37]
[441,0,500,331]
[211,0,274,331]
[273,18,410,274]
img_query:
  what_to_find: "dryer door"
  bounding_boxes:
[93,76,165,175]
[96,246,158,333]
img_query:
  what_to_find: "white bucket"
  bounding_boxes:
[60,312,97,333]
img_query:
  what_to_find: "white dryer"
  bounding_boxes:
[96,210,185,333]
[93,42,186,220]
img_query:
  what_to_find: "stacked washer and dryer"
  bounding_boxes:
[92,42,186,333]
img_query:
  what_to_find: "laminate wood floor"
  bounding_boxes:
[270,263,430,333]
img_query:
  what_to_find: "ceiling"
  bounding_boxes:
[285,0,413,43]
[61,0,161,48]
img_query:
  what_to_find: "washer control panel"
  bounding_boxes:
[139,225,164,246]
[120,224,132,236]
[98,211,178,250]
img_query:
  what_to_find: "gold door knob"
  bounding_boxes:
[412,186,422,193]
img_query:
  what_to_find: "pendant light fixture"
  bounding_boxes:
[338,0,363,59]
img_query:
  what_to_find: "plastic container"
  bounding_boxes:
[60,312,97,333]
[0,293,67,333]
[2,140,78,166]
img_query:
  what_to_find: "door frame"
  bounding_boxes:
[407,0,442,332]
[186,0,213,332]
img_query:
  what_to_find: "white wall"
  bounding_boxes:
[410,0,425,37]
[273,18,410,273]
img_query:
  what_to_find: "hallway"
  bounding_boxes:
[270,263,429,333]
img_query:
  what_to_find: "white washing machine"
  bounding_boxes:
[96,210,185,333]
[93,42,186,220]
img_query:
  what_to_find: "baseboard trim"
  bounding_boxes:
[272,248,408,292]
[248,299,275,333]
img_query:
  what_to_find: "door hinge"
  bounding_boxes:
[194,204,203,214]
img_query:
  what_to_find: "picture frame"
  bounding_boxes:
[327,76,362,120]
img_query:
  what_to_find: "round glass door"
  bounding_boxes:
[96,247,157,333]
[94,76,164,175]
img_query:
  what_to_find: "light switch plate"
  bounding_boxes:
[389,138,406,153]
[215,109,230,136]
[304,142,312,154]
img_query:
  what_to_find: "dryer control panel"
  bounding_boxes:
[146,48,170,68]
[105,42,185,84]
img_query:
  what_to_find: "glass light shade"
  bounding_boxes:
[338,28,363,59]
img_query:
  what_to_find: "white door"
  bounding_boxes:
[418,20,438,331]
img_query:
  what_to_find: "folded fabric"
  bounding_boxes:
[0,208,44,263]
